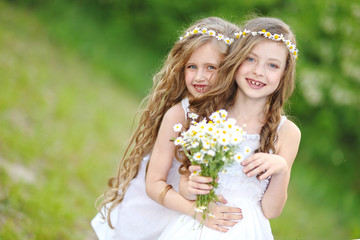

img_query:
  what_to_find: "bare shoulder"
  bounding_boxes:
[163,102,187,125]
[278,118,301,147]
[282,119,301,137]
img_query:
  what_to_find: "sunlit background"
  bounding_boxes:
[0,0,359,239]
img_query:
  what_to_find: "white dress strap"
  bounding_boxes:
[277,116,287,132]
[181,97,190,119]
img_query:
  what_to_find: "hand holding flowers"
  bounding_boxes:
[173,110,250,225]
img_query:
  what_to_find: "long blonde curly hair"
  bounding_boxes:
[96,16,239,228]
[181,17,297,173]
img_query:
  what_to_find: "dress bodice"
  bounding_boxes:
[217,116,287,203]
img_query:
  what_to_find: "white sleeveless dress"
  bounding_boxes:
[91,98,190,240]
[158,116,287,240]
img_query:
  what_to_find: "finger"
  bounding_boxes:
[242,158,263,174]
[214,219,237,227]
[257,169,272,180]
[189,175,213,184]
[191,183,213,191]
[222,206,242,214]
[241,153,260,166]
[208,224,228,233]
[189,165,201,172]
[223,212,243,220]
[245,165,267,177]
[217,195,227,204]
[188,187,210,195]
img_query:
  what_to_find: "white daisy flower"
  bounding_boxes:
[273,34,281,41]
[194,207,203,213]
[209,111,220,121]
[218,135,230,145]
[216,34,224,41]
[234,153,244,163]
[207,149,215,157]
[218,109,227,119]
[202,140,211,149]
[188,112,199,120]
[206,124,215,134]
[243,29,251,37]
[191,141,200,148]
[174,137,183,146]
[190,169,201,176]
[231,134,242,145]
[195,205,207,213]
[244,146,251,155]
[208,30,216,36]
[222,146,230,152]
[225,118,236,130]
[234,125,243,134]
[220,129,228,136]
[193,152,203,161]
[192,27,200,34]
[173,123,182,132]
[224,37,232,45]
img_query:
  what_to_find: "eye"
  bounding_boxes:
[207,65,216,70]
[187,65,197,69]
[269,63,279,69]
[247,57,255,62]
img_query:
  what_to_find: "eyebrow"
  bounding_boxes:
[186,61,220,66]
[248,52,283,64]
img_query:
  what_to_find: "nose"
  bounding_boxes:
[252,63,264,77]
[194,68,207,82]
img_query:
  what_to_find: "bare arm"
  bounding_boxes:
[145,103,194,215]
[241,119,301,219]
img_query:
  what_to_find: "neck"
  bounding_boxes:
[227,91,267,134]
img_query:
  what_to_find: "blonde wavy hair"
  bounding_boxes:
[181,17,297,173]
[96,16,239,228]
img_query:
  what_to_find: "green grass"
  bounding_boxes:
[0,2,140,239]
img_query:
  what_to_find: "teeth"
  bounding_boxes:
[250,80,263,86]
[195,85,207,91]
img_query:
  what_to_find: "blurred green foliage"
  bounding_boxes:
[2,0,360,238]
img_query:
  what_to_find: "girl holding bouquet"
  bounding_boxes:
[158,17,301,239]
[92,17,241,239]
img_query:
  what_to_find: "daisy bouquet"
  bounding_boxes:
[173,109,250,223]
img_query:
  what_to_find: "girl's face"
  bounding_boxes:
[185,42,222,99]
[235,39,288,102]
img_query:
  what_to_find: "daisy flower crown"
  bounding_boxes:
[179,26,235,46]
[234,29,299,59]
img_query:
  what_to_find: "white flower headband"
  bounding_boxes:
[179,27,235,46]
[234,29,299,59]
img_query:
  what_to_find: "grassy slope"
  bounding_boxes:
[0,2,357,239]
[0,2,139,239]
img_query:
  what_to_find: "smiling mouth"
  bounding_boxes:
[247,79,265,88]
[194,85,208,93]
